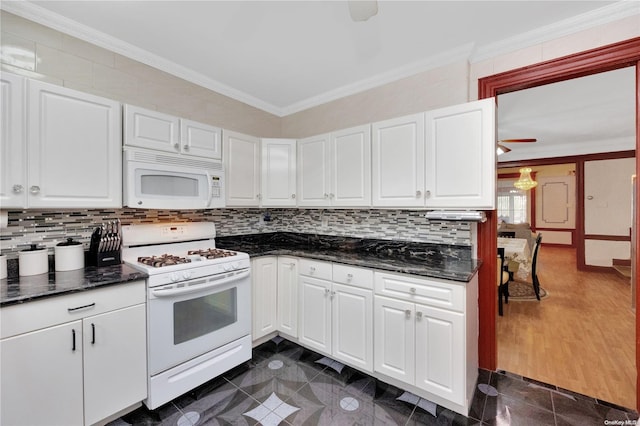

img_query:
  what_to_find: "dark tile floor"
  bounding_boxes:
[109,337,639,425]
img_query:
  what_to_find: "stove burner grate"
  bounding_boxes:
[187,248,238,259]
[138,254,192,268]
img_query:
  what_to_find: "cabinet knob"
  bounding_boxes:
[324,193,329,199]
[325,288,330,295]
[405,309,411,318]
[12,184,23,194]
[330,193,335,199]
[310,266,316,273]
[29,185,40,195]
[416,190,421,197]
[416,311,423,319]
[425,190,431,198]
[291,194,296,199]
[257,194,262,200]
[183,145,190,151]
[410,287,416,293]
[347,273,353,280]
[330,290,336,297]
[174,143,180,151]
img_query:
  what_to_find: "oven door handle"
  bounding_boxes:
[150,270,249,298]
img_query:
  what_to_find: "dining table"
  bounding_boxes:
[497,237,532,279]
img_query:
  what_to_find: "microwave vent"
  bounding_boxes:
[131,150,223,171]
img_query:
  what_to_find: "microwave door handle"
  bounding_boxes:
[150,270,249,298]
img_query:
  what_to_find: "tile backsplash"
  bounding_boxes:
[0,208,473,258]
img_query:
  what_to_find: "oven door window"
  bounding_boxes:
[173,288,237,345]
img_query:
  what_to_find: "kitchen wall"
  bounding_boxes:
[0,11,282,137]
[0,208,473,258]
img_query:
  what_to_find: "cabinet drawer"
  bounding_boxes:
[298,259,332,280]
[1,281,146,339]
[332,264,373,289]
[374,272,464,312]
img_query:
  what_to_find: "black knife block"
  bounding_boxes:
[89,227,121,267]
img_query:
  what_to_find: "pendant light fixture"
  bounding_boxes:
[513,167,537,190]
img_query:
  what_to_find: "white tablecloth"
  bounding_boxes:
[498,237,532,279]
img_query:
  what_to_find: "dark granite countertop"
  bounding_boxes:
[216,232,480,282]
[0,263,148,307]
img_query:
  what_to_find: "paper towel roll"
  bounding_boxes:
[0,210,7,229]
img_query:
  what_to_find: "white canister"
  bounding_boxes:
[55,238,85,271]
[19,245,49,276]
[0,255,7,279]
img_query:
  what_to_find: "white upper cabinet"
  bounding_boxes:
[0,73,27,208]
[425,98,496,209]
[297,133,332,207]
[180,118,222,159]
[331,124,372,207]
[261,138,297,207]
[298,125,371,208]
[27,79,121,208]
[371,99,495,209]
[123,104,179,152]
[372,113,425,207]
[124,105,221,159]
[223,130,261,206]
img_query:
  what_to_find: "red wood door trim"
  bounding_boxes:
[476,37,640,407]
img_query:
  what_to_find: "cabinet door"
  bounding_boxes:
[373,295,414,384]
[0,73,26,208]
[223,130,261,206]
[277,257,299,338]
[252,257,278,340]
[298,275,332,354]
[332,283,373,372]
[123,104,180,153]
[372,113,425,207]
[415,304,465,405]
[261,139,297,206]
[83,304,147,426]
[27,80,122,208]
[180,118,222,159]
[331,124,371,206]
[1,321,84,426]
[297,134,332,207]
[425,98,496,209]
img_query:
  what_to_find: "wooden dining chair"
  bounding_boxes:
[497,247,511,316]
[531,233,543,300]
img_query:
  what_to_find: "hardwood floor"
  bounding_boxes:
[497,245,636,410]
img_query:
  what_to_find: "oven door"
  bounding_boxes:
[147,269,251,375]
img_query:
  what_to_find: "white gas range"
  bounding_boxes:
[122,222,251,410]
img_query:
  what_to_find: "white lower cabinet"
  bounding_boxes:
[298,260,374,372]
[373,271,478,415]
[251,256,278,340]
[0,282,147,426]
[277,257,298,338]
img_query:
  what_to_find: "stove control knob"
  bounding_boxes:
[182,271,192,280]
[232,262,239,270]
[223,264,232,272]
[170,273,180,283]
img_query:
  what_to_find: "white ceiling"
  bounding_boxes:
[497,67,637,162]
[4,0,635,117]
[3,1,637,161]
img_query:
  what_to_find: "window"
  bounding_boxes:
[498,179,529,224]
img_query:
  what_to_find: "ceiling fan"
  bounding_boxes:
[496,138,537,155]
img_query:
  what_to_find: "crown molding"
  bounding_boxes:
[281,43,475,116]
[471,1,640,63]
[0,0,283,115]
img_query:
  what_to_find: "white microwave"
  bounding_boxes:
[123,147,225,210]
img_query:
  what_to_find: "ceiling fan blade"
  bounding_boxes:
[499,138,537,143]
